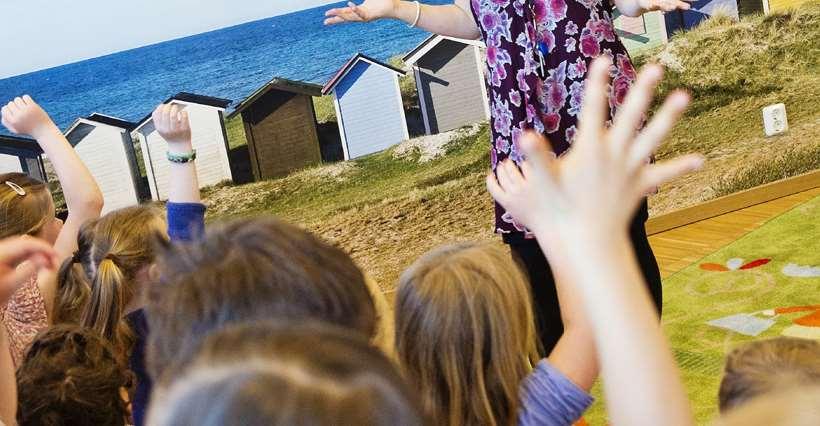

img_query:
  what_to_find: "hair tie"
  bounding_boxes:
[4,181,26,196]
[71,251,82,264]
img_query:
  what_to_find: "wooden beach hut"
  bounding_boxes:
[614,11,669,55]
[132,92,233,201]
[0,135,46,181]
[64,114,142,213]
[322,53,409,160]
[403,35,489,135]
[228,78,323,180]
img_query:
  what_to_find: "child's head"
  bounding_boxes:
[16,325,132,426]
[58,205,166,361]
[395,242,540,426]
[0,172,61,243]
[146,216,377,383]
[148,321,427,426]
[716,385,820,426]
[719,337,820,412]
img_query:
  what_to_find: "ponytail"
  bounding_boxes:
[53,255,91,325]
[82,255,135,366]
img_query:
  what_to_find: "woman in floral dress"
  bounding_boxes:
[326,0,691,352]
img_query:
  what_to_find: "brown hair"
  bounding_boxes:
[719,337,820,412]
[80,205,167,364]
[53,219,97,324]
[146,216,376,383]
[16,325,132,426]
[715,385,820,426]
[148,322,428,426]
[0,172,52,239]
[395,242,541,426]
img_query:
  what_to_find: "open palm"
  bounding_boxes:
[324,0,399,24]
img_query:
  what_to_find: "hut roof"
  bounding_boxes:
[0,134,43,157]
[402,35,485,66]
[322,53,405,95]
[228,78,322,119]
[64,114,136,146]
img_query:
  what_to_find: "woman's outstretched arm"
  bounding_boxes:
[325,0,480,40]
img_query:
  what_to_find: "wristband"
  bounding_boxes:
[408,1,421,28]
[167,150,197,164]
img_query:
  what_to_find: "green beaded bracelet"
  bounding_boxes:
[167,150,197,164]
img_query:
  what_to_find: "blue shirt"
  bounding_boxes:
[518,360,594,426]
[129,202,206,426]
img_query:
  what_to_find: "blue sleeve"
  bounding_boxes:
[166,202,206,242]
[517,360,594,426]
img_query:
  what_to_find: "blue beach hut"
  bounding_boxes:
[322,53,409,160]
[0,135,46,182]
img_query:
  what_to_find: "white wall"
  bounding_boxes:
[73,124,140,214]
[137,101,232,200]
[0,154,22,173]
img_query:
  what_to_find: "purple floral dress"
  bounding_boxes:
[470,0,637,237]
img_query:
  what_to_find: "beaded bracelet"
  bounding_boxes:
[167,150,197,164]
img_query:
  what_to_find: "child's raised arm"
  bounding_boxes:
[1,95,103,316]
[152,103,204,242]
[487,58,702,426]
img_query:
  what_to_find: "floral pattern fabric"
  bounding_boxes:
[471,0,637,236]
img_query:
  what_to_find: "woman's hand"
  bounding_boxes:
[639,0,693,12]
[487,58,703,249]
[324,0,400,25]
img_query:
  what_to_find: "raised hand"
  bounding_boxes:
[324,0,399,25]
[486,57,703,247]
[0,236,58,305]
[1,95,58,139]
[640,0,693,12]
[152,103,192,150]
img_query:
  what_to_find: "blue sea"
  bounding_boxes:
[0,1,450,133]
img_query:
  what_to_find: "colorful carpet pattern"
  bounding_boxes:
[588,194,820,425]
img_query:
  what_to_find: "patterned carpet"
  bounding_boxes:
[586,194,820,425]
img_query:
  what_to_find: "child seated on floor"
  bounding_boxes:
[148,321,427,426]
[0,95,103,366]
[718,337,820,412]
[142,104,392,397]
[15,325,132,426]
[400,57,704,425]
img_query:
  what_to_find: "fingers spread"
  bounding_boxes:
[640,154,704,193]
[609,64,663,153]
[576,57,612,148]
[629,90,690,168]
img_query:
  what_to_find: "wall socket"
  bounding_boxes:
[762,103,788,137]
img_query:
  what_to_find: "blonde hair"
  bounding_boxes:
[395,242,541,426]
[79,205,167,364]
[0,172,52,239]
[715,386,820,426]
[719,337,820,412]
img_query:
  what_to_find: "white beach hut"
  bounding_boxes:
[322,53,409,160]
[64,114,143,213]
[403,35,489,135]
[132,93,233,201]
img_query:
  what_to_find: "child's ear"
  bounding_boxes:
[148,263,161,281]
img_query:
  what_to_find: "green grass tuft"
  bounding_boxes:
[712,142,820,197]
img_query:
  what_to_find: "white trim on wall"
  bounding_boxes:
[394,74,410,141]
[332,91,351,161]
[414,65,433,135]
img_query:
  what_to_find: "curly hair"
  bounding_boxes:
[16,325,132,426]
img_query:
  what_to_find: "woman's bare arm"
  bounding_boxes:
[325,0,481,40]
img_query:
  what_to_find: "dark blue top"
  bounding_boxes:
[129,202,206,426]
